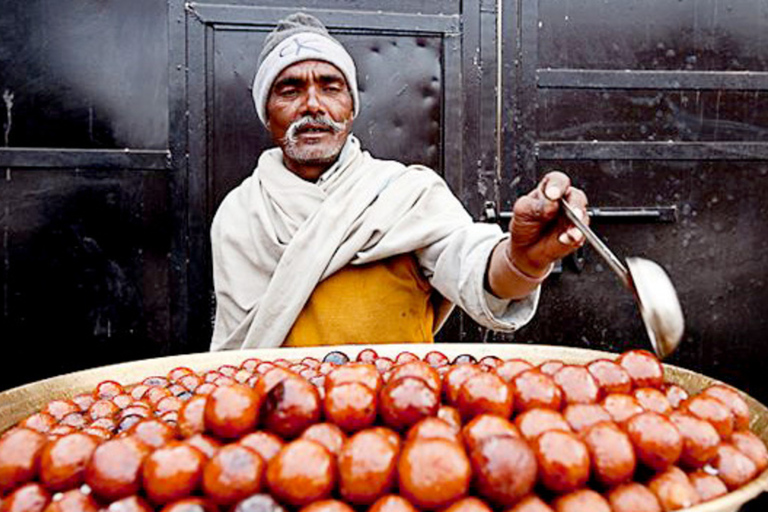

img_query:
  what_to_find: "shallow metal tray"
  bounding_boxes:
[1,343,766,512]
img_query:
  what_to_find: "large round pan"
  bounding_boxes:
[1,344,766,512]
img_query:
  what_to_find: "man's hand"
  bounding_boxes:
[487,171,589,299]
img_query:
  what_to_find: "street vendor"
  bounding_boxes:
[209,13,588,351]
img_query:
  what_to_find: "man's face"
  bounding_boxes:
[266,60,354,180]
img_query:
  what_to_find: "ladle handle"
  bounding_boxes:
[559,198,632,289]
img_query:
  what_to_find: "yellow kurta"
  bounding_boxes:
[284,254,434,346]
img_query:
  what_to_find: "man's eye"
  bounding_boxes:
[278,88,298,97]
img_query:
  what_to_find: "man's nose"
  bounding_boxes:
[302,86,324,115]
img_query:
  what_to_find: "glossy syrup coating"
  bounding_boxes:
[389,362,442,395]
[266,439,336,507]
[84,437,151,501]
[494,359,534,384]
[204,383,261,440]
[0,482,51,512]
[731,430,768,472]
[714,443,759,490]
[104,496,154,512]
[230,494,286,512]
[405,418,461,445]
[662,384,689,409]
[177,395,207,438]
[40,488,99,512]
[468,435,537,507]
[455,371,514,421]
[338,429,399,505]
[39,432,99,492]
[323,382,377,433]
[562,404,611,434]
[511,370,563,413]
[586,359,633,396]
[625,412,683,472]
[515,409,571,442]
[202,443,264,506]
[261,376,321,439]
[688,470,729,502]
[441,497,492,512]
[157,497,218,512]
[239,432,285,464]
[606,482,662,512]
[298,499,355,512]
[553,366,600,405]
[461,415,520,454]
[647,466,700,511]
[617,350,664,389]
[532,430,590,494]
[301,423,347,457]
[367,494,418,512]
[632,388,672,415]
[702,385,751,431]
[551,489,611,512]
[436,406,462,431]
[397,438,471,510]
[582,421,636,488]
[442,365,483,405]
[505,495,554,512]
[0,428,47,493]
[126,419,177,449]
[379,377,439,432]
[600,394,644,425]
[183,433,222,460]
[325,364,383,394]
[668,412,721,469]
[141,441,206,505]
[681,395,735,441]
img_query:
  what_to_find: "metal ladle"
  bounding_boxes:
[559,198,685,359]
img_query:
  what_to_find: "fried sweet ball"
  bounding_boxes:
[606,482,662,512]
[41,489,99,512]
[688,470,729,502]
[668,412,721,469]
[714,443,759,491]
[231,493,286,512]
[469,435,537,507]
[582,421,636,488]
[204,384,261,440]
[201,444,264,507]
[625,412,683,472]
[553,366,600,405]
[301,423,347,457]
[141,441,206,505]
[0,428,47,493]
[239,431,285,464]
[379,377,439,432]
[647,466,700,511]
[562,404,611,434]
[511,370,563,413]
[515,409,571,442]
[261,376,321,439]
[266,439,336,507]
[39,432,99,492]
[298,499,355,512]
[455,371,514,421]
[532,430,590,494]
[84,436,151,501]
[103,496,154,512]
[617,350,664,389]
[441,497,492,512]
[0,482,51,512]
[587,359,633,395]
[323,382,377,433]
[461,414,520,453]
[367,495,418,512]
[397,438,471,510]
[551,489,612,512]
[505,495,555,512]
[338,430,399,505]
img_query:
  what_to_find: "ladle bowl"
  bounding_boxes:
[560,198,685,359]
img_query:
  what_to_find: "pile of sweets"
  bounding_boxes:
[0,348,766,512]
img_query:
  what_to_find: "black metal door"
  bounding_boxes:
[498,0,768,409]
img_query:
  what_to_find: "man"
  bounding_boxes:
[210,13,588,351]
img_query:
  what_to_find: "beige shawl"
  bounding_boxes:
[210,137,479,350]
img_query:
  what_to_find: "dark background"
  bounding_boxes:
[1,2,767,504]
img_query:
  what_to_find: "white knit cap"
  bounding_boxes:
[252,16,360,126]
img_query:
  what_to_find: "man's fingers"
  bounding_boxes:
[540,171,572,201]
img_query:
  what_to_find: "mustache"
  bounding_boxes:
[283,114,348,143]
